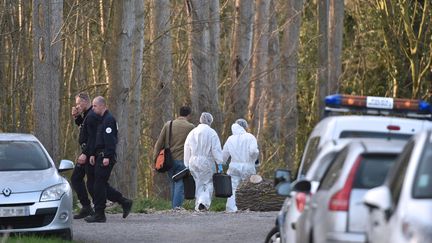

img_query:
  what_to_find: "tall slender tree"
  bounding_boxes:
[32,0,63,162]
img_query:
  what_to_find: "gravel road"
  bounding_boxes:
[73,210,277,243]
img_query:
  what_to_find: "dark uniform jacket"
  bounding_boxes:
[75,107,100,156]
[95,110,118,160]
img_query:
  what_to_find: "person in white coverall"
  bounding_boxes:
[184,112,223,211]
[223,119,259,212]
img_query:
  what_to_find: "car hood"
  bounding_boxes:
[0,168,63,193]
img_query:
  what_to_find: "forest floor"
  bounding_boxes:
[72,210,277,243]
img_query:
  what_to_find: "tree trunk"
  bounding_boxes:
[124,0,144,199]
[281,0,304,170]
[32,0,63,163]
[328,0,344,94]
[225,0,254,138]
[248,0,270,136]
[150,0,174,199]
[317,0,329,120]
[186,0,221,132]
[106,0,134,195]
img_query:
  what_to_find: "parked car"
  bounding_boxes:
[364,130,432,243]
[0,133,74,240]
[267,94,432,243]
[295,139,406,243]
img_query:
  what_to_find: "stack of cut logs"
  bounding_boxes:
[235,175,286,211]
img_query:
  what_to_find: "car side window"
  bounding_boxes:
[388,140,414,207]
[299,137,321,176]
[319,147,349,190]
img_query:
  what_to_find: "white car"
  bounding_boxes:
[0,133,74,240]
[296,139,406,243]
[268,94,432,243]
[364,130,432,243]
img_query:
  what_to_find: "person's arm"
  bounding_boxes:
[83,113,98,156]
[222,138,231,163]
[153,123,167,162]
[249,135,259,162]
[183,132,192,168]
[103,117,117,159]
[211,131,224,165]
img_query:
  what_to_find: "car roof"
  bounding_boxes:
[0,133,39,142]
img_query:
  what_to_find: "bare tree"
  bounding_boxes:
[281,0,304,169]
[225,0,254,137]
[106,0,135,195]
[149,0,173,199]
[125,0,145,199]
[186,0,221,132]
[32,0,63,162]
[317,0,329,119]
[248,0,270,136]
[328,0,343,94]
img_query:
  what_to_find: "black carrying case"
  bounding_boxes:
[213,173,233,198]
[183,173,196,200]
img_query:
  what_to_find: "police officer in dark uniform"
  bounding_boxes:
[71,93,98,219]
[84,96,132,223]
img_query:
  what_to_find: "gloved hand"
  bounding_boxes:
[217,164,223,173]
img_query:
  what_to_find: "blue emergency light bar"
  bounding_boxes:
[325,94,431,114]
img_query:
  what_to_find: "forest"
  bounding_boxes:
[0,0,431,200]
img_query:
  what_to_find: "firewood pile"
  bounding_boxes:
[235,175,286,211]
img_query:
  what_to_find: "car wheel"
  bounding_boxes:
[265,226,280,243]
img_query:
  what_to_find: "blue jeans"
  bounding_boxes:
[167,160,186,208]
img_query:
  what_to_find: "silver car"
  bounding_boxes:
[296,139,406,243]
[364,131,432,243]
[0,133,74,240]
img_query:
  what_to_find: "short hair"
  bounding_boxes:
[179,106,191,116]
[75,92,90,102]
[93,96,106,106]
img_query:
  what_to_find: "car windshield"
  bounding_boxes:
[413,143,432,198]
[0,141,51,171]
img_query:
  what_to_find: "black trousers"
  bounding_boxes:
[71,162,95,207]
[93,155,124,215]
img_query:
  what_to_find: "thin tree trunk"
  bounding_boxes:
[225,0,253,138]
[248,0,270,136]
[125,0,144,199]
[328,0,344,94]
[32,0,63,163]
[317,0,329,120]
[150,0,173,199]
[106,0,134,195]
[281,0,304,170]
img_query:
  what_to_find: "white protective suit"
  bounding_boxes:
[223,123,259,212]
[184,124,223,211]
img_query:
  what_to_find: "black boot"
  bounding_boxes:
[121,199,133,219]
[73,205,94,219]
[84,213,106,223]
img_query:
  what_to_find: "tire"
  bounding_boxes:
[264,226,281,243]
[56,228,73,241]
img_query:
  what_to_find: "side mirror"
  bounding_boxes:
[275,181,291,196]
[292,180,311,193]
[58,159,74,172]
[274,169,291,187]
[363,186,393,221]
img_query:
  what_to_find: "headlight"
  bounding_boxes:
[40,183,69,202]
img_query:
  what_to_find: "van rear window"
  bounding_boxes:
[339,131,412,140]
[353,154,398,189]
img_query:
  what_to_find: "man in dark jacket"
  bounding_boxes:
[84,96,132,223]
[71,93,98,219]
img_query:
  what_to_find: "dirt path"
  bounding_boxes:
[72,210,277,243]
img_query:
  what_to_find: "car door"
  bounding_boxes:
[368,140,414,243]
